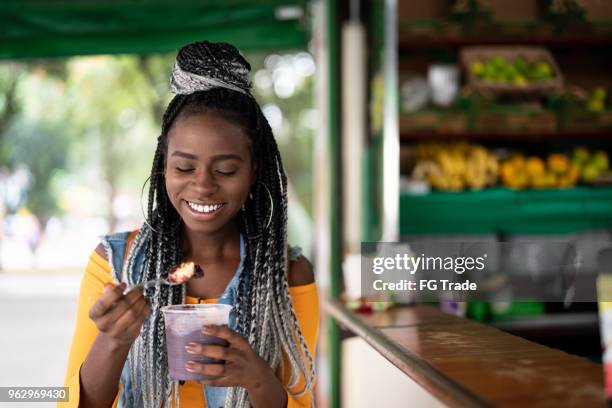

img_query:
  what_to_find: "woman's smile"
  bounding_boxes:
[183,199,226,220]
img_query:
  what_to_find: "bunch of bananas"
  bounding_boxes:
[412,142,499,191]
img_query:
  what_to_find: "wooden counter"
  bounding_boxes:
[325,300,605,407]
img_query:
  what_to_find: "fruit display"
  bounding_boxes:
[499,148,610,189]
[411,142,499,191]
[571,147,610,183]
[470,56,555,86]
[500,153,579,189]
[410,143,610,191]
[555,86,612,132]
[586,87,608,113]
[461,47,563,95]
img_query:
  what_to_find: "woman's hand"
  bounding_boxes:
[79,283,150,408]
[88,282,151,348]
[184,325,270,388]
[185,325,288,407]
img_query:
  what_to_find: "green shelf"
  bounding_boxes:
[400,187,612,235]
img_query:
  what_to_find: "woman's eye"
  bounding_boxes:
[176,167,194,173]
[216,170,236,176]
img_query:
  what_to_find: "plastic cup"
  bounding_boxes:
[161,304,233,381]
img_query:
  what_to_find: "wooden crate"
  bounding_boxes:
[478,0,540,22]
[562,110,612,132]
[575,0,612,22]
[461,46,564,96]
[475,107,557,134]
[398,0,451,22]
[400,111,468,134]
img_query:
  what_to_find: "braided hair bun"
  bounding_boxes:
[170,41,252,96]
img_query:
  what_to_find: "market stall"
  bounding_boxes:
[324,0,612,406]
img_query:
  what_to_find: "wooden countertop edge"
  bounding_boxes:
[324,298,492,408]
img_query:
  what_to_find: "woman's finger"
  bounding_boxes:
[202,325,245,347]
[103,297,150,343]
[106,297,149,339]
[101,287,145,322]
[185,361,226,377]
[120,298,151,336]
[94,289,145,330]
[112,296,150,332]
[185,343,230,361]
[88,283,126,319]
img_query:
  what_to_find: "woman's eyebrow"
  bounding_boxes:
[170,151,244,162]
[171,151,198,160]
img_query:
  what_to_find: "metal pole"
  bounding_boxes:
[382,0,399,242]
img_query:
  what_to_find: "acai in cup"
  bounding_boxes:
[162,304,232,381]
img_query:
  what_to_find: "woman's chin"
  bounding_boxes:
[179,209,239,235]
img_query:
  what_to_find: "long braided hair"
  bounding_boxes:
[126,42,315,408]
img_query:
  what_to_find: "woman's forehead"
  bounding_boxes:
[167,113,251,157]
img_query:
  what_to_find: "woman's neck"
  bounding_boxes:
[181,221,241,263]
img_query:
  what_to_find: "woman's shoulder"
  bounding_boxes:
[94,229,141,262]
[287,245,315,287]
[94,243,108,261]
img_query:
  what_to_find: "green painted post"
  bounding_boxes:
[325,0,342,408]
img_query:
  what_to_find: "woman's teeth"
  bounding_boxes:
[187,201,224,214]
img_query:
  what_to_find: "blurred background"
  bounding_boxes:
[0,52,316,274]
[2,1,612,407]
[340,1,612,407]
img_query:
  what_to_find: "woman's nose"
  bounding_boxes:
[192,168,218,193]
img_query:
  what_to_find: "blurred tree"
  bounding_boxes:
[2,119,69,221]
[249,53,315,217]
[64,55,170,230]
[137,55,174,123]
[0,63,24,162]
[0,50,314,244]
[0,59,71,219]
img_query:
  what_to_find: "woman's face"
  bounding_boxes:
[164,112,255,235]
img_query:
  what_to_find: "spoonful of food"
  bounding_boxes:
[124,261,204,293]
[167,261,205,284]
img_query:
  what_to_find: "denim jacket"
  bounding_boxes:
[101,231,248,408]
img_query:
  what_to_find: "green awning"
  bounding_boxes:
[1,0,309,59]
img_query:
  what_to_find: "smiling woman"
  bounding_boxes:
[61,41,317,408]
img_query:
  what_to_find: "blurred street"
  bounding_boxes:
[0,274,80,408]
